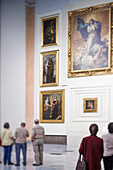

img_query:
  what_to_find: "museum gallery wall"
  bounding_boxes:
[38,1,113,146]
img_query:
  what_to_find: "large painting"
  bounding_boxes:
[41,16,58,47]
[40,51,59,87]
[40,90,65,123]
[68,3,113,77]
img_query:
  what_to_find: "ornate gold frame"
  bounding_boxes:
[68,2,113,78]
[83,98,97,113]
[41,16,58,47]
[40,51,59,87]
[40,90,65,123]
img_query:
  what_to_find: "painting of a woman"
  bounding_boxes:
[52,96,60,119]
[43,97,51,119]
[73,10,109,71]
[40,90,65,123]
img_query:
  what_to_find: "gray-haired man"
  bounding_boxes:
[31,119,45,166]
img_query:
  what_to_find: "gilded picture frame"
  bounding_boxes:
[41,16,58,47]
[40,51,59,87]
[68,2,113,78]
[40,90,65,123]
[83,98,97,113]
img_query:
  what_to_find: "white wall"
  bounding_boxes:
[1,0,26,132]
[0,0,1,130]
[61,0,113,146]
[35,0,113,145]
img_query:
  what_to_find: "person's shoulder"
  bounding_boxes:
[102,133,108,138]
[1,128,5,133]
[39,125,44,129]
[15,127,20,131]
[25,128,29,131]
[96,136,103,142]
[83,136,90,141]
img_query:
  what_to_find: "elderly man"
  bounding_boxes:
[31,119,45,166]
[14,122,29,166]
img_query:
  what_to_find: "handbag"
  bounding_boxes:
[76,154,87,170]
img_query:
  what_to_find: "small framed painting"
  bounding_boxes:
[83,98,97,113]
[40,51,59,87]
[40,90,65,123]
[41,16,58,47]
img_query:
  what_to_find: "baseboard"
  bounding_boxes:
[44,135,67,145]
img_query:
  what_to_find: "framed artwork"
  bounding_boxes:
[83,98,97,113]
[68,3,113,78]
[41,16,58,47]
[40,51,59,87]
[40,90,65,123]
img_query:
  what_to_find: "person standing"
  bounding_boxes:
[102,122,113,170]
[79,124,103,170]
[14,122,29,166]
[1,122,14,165]
[31,119,45,166]
[0,134,2,163]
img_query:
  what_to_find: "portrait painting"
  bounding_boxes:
[68,3,113,77]
[83,98,97,113]
[40,90,65,123]
[40,51,58,87]
[41,16,58,47]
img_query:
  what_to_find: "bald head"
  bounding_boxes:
[34,119,39,125]
[89,124,98,136]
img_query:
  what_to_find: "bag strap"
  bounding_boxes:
[78,153,81,161]
[78,153,85,161]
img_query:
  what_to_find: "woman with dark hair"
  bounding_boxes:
[102,122,113,170]
[79,124,103,170]
[1,122,14,165]
[0,132,2,163]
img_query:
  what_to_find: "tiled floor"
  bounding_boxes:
[0,143,105,170]
[0,143,77,170]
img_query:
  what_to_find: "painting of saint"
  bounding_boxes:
[86,100,94,110]
[40,90,65,123]
[73,10,109,71]
[43,97,51,119]
[83,98,97,113]
[52,96,61,120]
[40,51,58,87]
[42,16,58,47]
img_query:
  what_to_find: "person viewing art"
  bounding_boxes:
[102,122,113,170]
[14,122,29,166]
[1,122,14,165]
[78,124,103,170]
